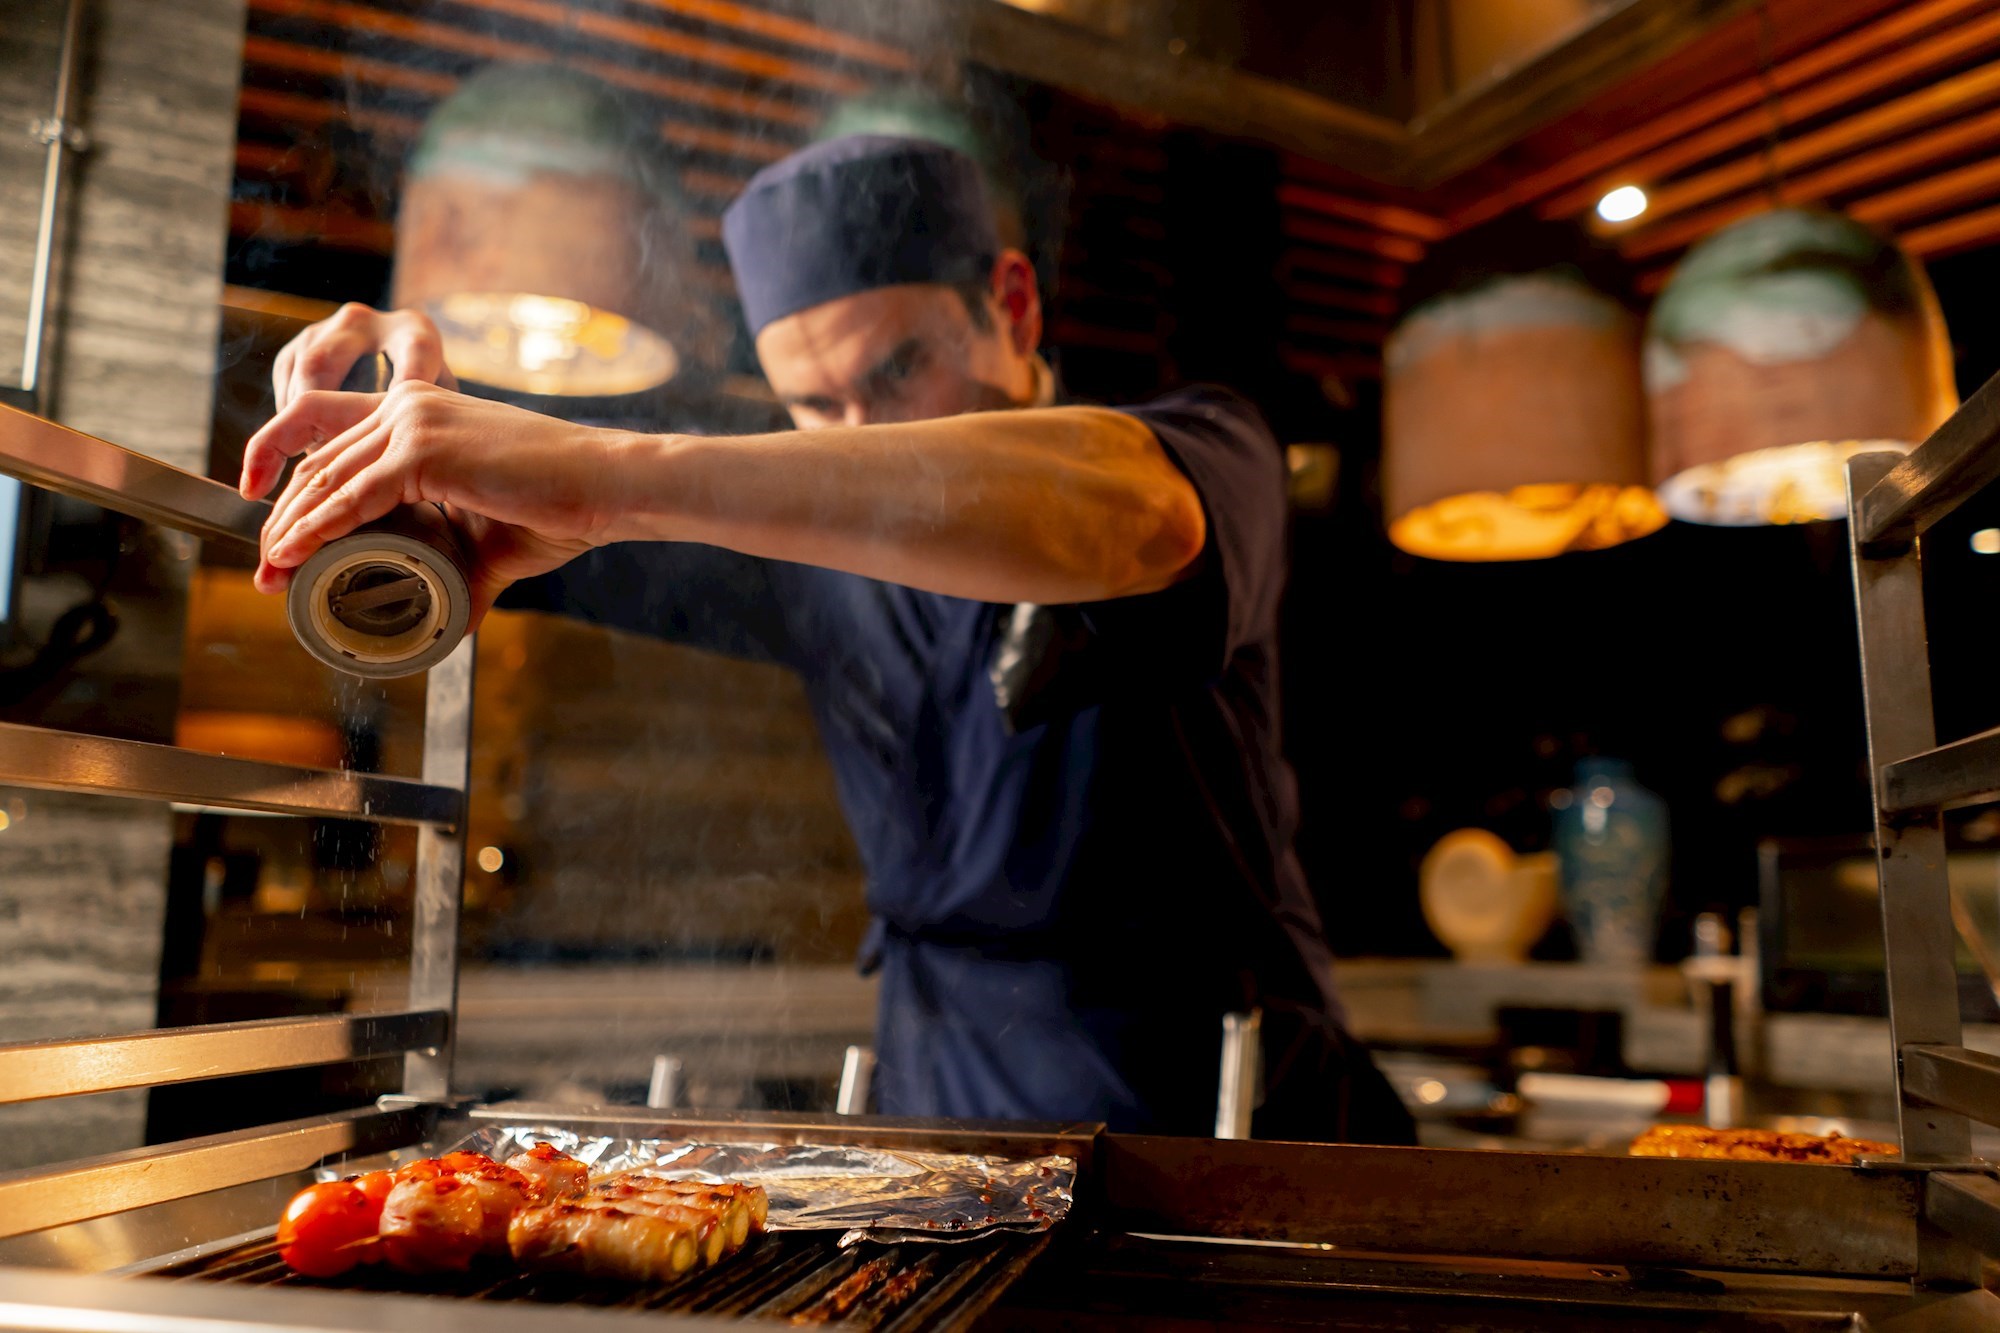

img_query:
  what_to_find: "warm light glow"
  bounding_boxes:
[1657,440,1912,526]
[430,291,678,396]
[1975,529,2000,555]
[1415,1079,1449,1105]
[1597,185,1649,224]
[1389,483,1667,562]
[477,845,506,874]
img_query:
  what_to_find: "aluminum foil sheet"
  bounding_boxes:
[440,1124,1075,1246]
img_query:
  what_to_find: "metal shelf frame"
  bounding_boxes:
[0,401,472,1236]
[1848,365,2000,1287]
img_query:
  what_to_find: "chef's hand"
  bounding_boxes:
[273,304,457,409]
[239,382,625,626]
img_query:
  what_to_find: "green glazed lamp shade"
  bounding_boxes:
[1644,209,1958,525]
[393,64,707,396]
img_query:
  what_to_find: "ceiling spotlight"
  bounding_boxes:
[1596,185,1649,224]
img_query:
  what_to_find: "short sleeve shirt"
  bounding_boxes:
[500,386,1340,1021]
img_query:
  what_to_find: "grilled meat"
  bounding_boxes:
[509,1172,769,1283]
[1629,1124,1897,1163]
[506,1142,591,1202]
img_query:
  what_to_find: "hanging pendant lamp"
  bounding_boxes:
[392,63,710,397]
[1644,208,1957,526]
[1384,222,1665,562]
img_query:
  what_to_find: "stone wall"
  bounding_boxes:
[0,0,245,1169]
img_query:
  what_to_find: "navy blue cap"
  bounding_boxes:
[722,134,999,335]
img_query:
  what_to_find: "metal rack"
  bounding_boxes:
[1849,367,2000,1288]
[0,400,475,1239]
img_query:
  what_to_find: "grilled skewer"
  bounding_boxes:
[509,1172,770,1283]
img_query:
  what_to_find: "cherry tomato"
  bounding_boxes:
[277,1181,377,1278]
[350,1170,396,1221]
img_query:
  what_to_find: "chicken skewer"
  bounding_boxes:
[509,1172,770,1283]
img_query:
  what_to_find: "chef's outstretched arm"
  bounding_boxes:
[240,379,1206,623]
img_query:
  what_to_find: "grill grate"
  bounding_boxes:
[153,1229,1047,1330]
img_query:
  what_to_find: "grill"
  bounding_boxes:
[155,1230,1047,1330]
[16,250,2000,1330]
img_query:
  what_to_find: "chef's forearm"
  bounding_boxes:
[598,407,1207,604]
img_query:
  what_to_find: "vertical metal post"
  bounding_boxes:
[1848,452,1979,1286]
[18,0,90,409]
[647,1056,683,1110]
[403,637,475,1100]
[1215,1009,1262,1140]
[836,1046,875,1116]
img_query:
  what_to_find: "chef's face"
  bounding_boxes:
[755,251,1043,430]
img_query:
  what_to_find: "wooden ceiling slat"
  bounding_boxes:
[1616,56,2000,233]
[1281,214,1426,264]
[1619,105,2000,260]
[1446,0,2000,229]
[245,32,456,96]
[242,75,784,173]
[1277,182,1445,241]
[623,0,912,73]
[1520,1,2000,223]
[1901,199,2000,259]
[1045,319,1165,357]
[224,283,340,322]
[1279,249,1406,290]
[249,0,820,125]
[680,166,747,199]
[1283,280,1400,320]
[1850,152,2000,230]
[1284,313,1392,346]
[444,0,868,97]
[233,198,396,252]
[1279,346,1382,382]
[659,121,789,163]
[235,141,307,175]
[239,83,424,138]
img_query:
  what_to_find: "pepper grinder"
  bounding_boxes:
[284,353,474,678]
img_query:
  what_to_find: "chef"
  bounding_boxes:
[244,135,1413,1143]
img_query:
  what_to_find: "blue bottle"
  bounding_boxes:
[1553,758,1669,964]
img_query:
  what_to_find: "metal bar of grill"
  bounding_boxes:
[1927,1173,2000,1267]
[1848,446,1988,1289]
[0,720,463,825]
[0,401,266,548]
[1845,452,1972,1166]
[0,1010,448,1106]
[1091,1134,1925,1277]
[1853,366,2000,550]
[142,1228,1045,1331]
[1881,726,2000,814]
[404,640,474,1099]
[0,1106,430,1241]
[1902,1045,2000,1128]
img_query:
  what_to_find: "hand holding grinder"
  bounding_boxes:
[283,352,474,678]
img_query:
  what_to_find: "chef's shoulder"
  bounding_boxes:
[1068,384,1287,681]
[1116,384,1284,493]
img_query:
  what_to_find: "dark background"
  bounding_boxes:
[218,65,2000,964]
